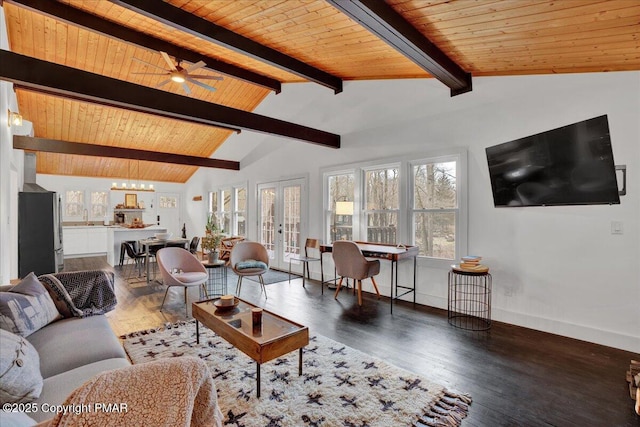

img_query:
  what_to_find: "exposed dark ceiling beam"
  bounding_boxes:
[5,0,281,93]
[0,51,341,148]
[327,0,472,96]
[13,135,240,170]
[110,0,344,94]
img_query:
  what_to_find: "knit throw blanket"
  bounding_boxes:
[39,270,117,318]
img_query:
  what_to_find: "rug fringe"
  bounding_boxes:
[119,319,195,339]
[414,390,472,427]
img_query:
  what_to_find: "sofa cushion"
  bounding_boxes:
[0,329,43,404]
[0,411,37,426]
[0,273,62,337]
[26,316,127,379]
[30,358,130,423]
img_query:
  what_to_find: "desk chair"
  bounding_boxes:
[332,241,381,306]
[288,238,320,287]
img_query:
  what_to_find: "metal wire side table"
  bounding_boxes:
[448,266,492,331]
[201,260,228,299]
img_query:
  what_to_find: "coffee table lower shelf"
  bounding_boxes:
[192,297,309,398]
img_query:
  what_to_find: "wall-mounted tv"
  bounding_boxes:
[486,115,620,207]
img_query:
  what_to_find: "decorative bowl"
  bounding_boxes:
[213,297,240,311]
[154,232,172,240]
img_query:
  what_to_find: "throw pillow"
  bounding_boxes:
[0,272,62,337]
[235,259,268,270]
[0,328,43,404]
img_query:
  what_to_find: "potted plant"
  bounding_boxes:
[203,214,224,262]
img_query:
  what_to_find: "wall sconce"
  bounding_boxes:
[7,110,23,127]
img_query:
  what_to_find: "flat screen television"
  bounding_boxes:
[486,115,620,207]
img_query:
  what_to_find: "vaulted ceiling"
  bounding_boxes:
[3,0,639,183]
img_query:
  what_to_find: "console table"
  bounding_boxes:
[319,241,418,313]
[447,266,492,331]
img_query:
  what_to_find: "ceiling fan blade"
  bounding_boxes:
[156,79,172,88]
[160,51,177,71]
[181,82,192,96]
[187,74,224,81]
[186,77,217,92]
[131,57,167,71]
[185,60,206,73]
[131,72,170,76]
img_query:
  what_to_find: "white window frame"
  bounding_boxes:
[361,162,401,245]
[323,169,357,244]
[64,189,110,221]
[208,182,247,237]
[408,150,467,268]
[321,148,467,268]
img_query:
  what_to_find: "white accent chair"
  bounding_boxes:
[332,241,381,306]
[230,241,270,298]
[156,247,209,316]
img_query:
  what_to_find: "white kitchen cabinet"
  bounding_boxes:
[63,226,108,258]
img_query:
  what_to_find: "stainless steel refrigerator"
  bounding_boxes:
[18,191,64,277]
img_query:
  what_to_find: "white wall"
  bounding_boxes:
[186,72,640,352]
[0,6,25,284]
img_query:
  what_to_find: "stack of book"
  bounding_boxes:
[458,255,489,272]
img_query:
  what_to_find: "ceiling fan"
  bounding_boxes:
[131,51,223,95]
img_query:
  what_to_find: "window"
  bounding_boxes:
[90,191,109,218]
[326,172,354,243]
[412,160,457,259]
[323,150,467,266]
[235,187,246,237]
[208,184,247,236]
[65,190,85,217]
[64,189,110,220]
[159,195,177,208]
[220,187,232,233]
[364,166,399,244]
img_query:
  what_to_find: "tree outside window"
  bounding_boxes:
[90,191,109,218]
[364,167,399,244]
[65,190,84,217]
[327,173,354,242]
[413,161,457,259]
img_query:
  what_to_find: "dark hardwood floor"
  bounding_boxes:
[66,256,639,426]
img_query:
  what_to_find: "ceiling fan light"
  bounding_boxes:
[171,74,185,83]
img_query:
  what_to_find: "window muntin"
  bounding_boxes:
[327,172,354,243]
[364,166,399,245]
[208,184,247,237]
[90,191,109,218]
[234,187,246,237]
[65,190,84,217]
[412,160,458,259]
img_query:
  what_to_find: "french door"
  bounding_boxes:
[257,178,307,271]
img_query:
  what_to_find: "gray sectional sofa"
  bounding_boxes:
[26,315,130,423]
[0,270,130,425]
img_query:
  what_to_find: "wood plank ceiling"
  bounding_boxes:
[4,0,640,183]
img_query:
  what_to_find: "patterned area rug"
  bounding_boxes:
[121,321,471,426]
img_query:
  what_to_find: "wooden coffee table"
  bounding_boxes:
[192,297,309,397]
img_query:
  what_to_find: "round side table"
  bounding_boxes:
[201,260,228,299]
[447,266,492,331]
